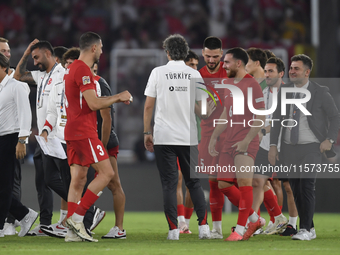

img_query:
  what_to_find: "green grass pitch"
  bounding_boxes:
[1,212,340,255]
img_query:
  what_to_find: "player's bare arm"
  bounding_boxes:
[268,145,279,166]
[13,39,39,85]
[100,107,111,150]
[208,106,228,157]
[232,110,265,152]
[82,89,132,111]
[143,96,155,152]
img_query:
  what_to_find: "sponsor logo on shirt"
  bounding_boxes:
[82,76,90,85]
[169,86,187,92]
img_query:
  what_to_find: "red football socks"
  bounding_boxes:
[237,186,253,227]
[209,180,224,222]
[74,189,99,216]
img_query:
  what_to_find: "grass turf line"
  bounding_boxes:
[1,212,340,255]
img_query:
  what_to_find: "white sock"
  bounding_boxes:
[185,218,190,227]
[274,213,283,221]
[212,221,222,232]
[71,213,84,224]
[248,212,259,223]
[59,210,68,223]
[178,216,185,223]
[235,224,245,236]
[289,216,298,227]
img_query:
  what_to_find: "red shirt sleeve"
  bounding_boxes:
[252,80,265,109]
[74,65,96,93]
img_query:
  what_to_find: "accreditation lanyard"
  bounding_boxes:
[37,63,57,108]
[60,87,65,114]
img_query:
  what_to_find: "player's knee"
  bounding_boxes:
[252,178,261,188]
[218,181,232,189]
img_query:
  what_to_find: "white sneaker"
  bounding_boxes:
[4,223,17,236]
[65,228,83,242]
[66,218,98,242]
[0,229,4,237]
[18,208,38,237]
[101,226,126,239]
[90,208,106,231]
[40,222,68,238]
[167,229,179,240]
[198,224,211,239]
[26,224,48,236]
[253,227,264,236]
[310,228,316,240]
[264,214,288,235]
[210,228,223,239]
[291,229,312,241]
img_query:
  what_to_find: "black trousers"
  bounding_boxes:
[281,142,320,231]
[0,133,29,229]
[6,158,22,224]
[154,145,207,230]
[33,144,53,225]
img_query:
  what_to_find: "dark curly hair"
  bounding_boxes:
[163,34,189,61]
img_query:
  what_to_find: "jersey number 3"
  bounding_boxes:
[97,145,105,156]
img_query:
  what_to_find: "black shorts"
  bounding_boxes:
[254,147,284,178]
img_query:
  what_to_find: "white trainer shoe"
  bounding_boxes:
[4,223,17,236]
[26,224,48,236]
[198,224,211,239]
[167,229,179,240]
[101,226,126,239]
[210,228,223,239]
[65,228,84,242]
[264,214,288,235]
[66,218,98,242]
[292,229,312,241]
[310,228,316,240]
[18,208,38,237]
[90,208,106,231]
[40,222,68,238]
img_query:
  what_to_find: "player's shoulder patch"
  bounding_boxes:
[82,76,91,85]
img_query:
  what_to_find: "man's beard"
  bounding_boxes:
[37,63,47,72]
[207,62,219,71]
[227,69,237,78]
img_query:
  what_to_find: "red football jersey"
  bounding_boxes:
[199,62,228,137]
[222,74,265,151]
[64,59,98,141]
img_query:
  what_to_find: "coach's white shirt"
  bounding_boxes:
[260,86,282,152]
[0,75,31,137]
[43,74,101,144]
[144,60,207,146]
[32,63,65,136]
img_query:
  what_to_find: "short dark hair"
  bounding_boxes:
[267,57,285,74]
[0,37,8,43]
[54,46,68,59]
[79,32,101,51]
[264,49,276,59]
[62,47,80,62]
[226,47,249,66]
[203,36,222,50]
[163,34,189,61]
[291,54,313,71]
[31,41,54,56]
[0,52,9,71]
[185,50,199,63]
[247,48,267,69]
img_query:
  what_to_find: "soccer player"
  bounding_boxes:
[53,46,68,67]
[64,32,131,242]
[144,34,210,241]
[14,39,68,237]
[199,36,227,239]
[252,57,288,235]
[89,63,127,239]
[208,47,266,241]
[246,48,268,90]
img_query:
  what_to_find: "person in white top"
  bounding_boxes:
[14,39,67,236]
[0,52,38,238]
[143,34,210,240]
[0,37,26,236]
